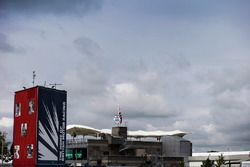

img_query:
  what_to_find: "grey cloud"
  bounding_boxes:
[117,53,191,77]
[204,67,250,150]
[149,65,250,151]
[147,53,191,74]
[1,0,249,152]
[0,0,102,16]
[74,37,103,59]
[131,53,191,94]
[63,49,178,125]
[209,68,250,95]
[64,37,107,97]
[65,76,173,120]
[64,62,107,97]
[126,0,250,21]
[0,33,16,52]
[58,49,250,151]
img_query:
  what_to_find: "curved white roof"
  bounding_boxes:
[66,124,101,137]
[66,124,188,138]
[127,130,188,138]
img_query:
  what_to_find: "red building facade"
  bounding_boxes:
[13,86,66,167]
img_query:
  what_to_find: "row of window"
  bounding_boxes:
[66,148,87,160]
[15,100,35,117]
[14,144,34,159]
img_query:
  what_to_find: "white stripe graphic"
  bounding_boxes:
[38,101,59,161]
[38,141,57,160]
[39,121,57,151]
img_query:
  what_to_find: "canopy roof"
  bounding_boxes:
[67,124,188,138]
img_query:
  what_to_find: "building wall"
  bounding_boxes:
[13,87,38,167]
[66,128,192,166]
[13,86,67,167]
[124,141,162,156]
[86,138,163,166]
[162,136,192,158]
[87,139,109,160]
[36,87,67,165]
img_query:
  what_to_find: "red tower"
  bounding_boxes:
[13,86,67,167]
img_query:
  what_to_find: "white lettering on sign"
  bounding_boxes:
[59,101,66,161]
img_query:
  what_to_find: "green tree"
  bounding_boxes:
[0,131,9,156]
[201,157,215,167]
[179,160,185,167]
[215,154,226,167]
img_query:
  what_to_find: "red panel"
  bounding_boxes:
[13,87,38,167]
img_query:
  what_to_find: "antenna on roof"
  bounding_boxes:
[32,71,36,87]
[49,83,63,89]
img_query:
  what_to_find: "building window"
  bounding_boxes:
[66,149,73,160]
[21,123,27,136]
[28,100,35,114]
[14,145,20,159]
[27,144,33,158]
[15,103,21,117]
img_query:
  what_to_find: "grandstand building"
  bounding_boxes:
[66,125,192,167]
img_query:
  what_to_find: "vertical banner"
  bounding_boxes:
[37,87,67,165]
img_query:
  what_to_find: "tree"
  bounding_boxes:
[0,131,9,156]
[215,154,226,167]
[179,160,185,167]
[201,157,215,167]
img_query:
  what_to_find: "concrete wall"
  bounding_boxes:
[112,127,127,139]
[87,139,109,160]
[162,136,192,158]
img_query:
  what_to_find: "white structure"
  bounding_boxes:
[189,151,250,167]
[67,124,188,139]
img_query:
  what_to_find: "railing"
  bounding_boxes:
[67,138,86,144]
[66,138,87,148]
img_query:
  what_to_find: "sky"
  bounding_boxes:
[0,0,250,152]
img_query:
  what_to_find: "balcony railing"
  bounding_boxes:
[66,138,87,148]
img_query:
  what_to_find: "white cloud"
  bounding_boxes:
[93,82,170,117]
[203,124,216,134]
[0,117,13,128]
[0,99,13,113]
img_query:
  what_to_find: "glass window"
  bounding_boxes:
[75,148,87,160]
[75,149,82,159]
[21,123,27,136]
[14,145,20,159]
[27,144,33,158]
[15,103,21,117]
[28,100,35,114]
[66,149,73,160]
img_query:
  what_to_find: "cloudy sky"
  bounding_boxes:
[0,0,250,152]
